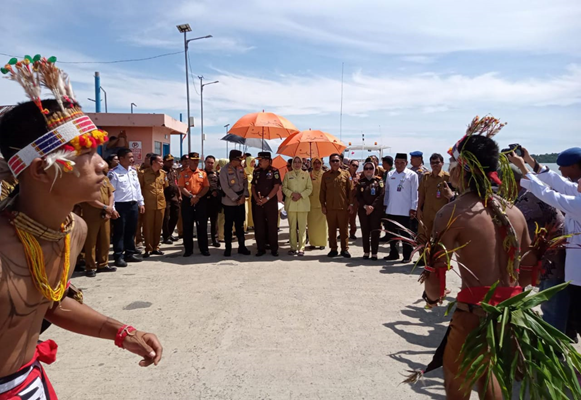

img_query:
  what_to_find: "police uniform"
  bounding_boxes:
[219,150,250,256]
[320,168,352,254]
[251,152,282,256]
[204,165,222,246]
[178,153,210,256]
[356,168,385,257]
[162,155,181,243]
[108,164,144,263]
[139,167,168,254]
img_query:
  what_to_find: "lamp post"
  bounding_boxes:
[176,23,212,154]
[224,123,230,157]
[199,76,219,161]
[100,86,108,113]
[131,103,137,113]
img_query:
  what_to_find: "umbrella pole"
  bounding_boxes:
[262,127,264,151]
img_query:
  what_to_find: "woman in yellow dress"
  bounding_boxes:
[307,157,327,250]
[282,156,313,256]
[216,158,229,241]
[244,155,255,232]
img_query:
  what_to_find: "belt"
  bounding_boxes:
[115,201,137,205]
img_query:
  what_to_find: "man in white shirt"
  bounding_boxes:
[108,148,145,267]
[383,153,419,263]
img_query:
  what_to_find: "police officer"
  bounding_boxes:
[219,150,251,257]
[162,154,181,244]
[356,161,385,260]
[108,148,145,267]
[204,155,221,247]
[251,152,282,257]
[178,152,210,257]
[139,154,168,257]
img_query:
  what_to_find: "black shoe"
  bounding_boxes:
[97,266,117,273]
[256,250,266,257]
[134,249,143,255]
[114,258,128,268]
[201,251,211,256]
[85,270,97,277]
[171,235,179,241]
[402,258,412,264]
[349,235,357,240]
[183,252,193,257]
[178,235,183,239]
[152,250,164,256]
[327,250,339,257]
[363,255,370,260]
[224,248,232,257]
[212,241,221,248]
[383,254,400,261]
[162,238,173,245]
[341,251,351,258]
[318,246,325,250]
[415,258,425,266]
[238,247,251,255]
[271,251,279,257]
[371,256,378,261]
[142,252,150,258]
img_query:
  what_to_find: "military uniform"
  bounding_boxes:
[320,168,352,253]
[80,177,115,272]
[178,153,210,256]
[139,167,168,253]
[219,150,250,255]
[162,160,181,242]
[252,152,282,255]
[418,170,450,239]
[356,173,385,256]
[204,166,222,246]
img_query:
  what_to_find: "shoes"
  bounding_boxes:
[349,235,357,240]
[288,250,297,255]
[379,235,390,243]
[97,266,117,273]
[171,235,179,241]
[256,251,266,257]
[142,252,150,258]
[363,254,370,260]
[297,251,304,256]
[238,247,251,255]
[114,258,128,268]
[134,248,143,255]
[85,270,97,277]
[178,235,183,239]
[383,254,400,261]
[212,241,221,248]
[402,258,412,264]
[201,251,211,257]
[152,250,164,256]
[162,238,173,245]
[318,246,325,250]
[415,258,426,266]
[125,254,142,263]
[341,251,351,258]
[327,250,339,257]
[183,252,193,257]
[371,255,378,261]
[224,248,232,257]
[271,251,279,257]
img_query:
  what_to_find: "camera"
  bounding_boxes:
[502,143,522,157]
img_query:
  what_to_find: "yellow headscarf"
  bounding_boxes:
[244,156,255,175]
[217,158,228,171]
[310,157,324,179]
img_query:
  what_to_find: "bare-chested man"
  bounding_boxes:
[0,57,162,399]
[422,119,535,399]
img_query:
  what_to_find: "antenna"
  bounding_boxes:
[340,62,344,142]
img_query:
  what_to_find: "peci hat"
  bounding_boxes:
[557,147,581,167]
[229,149,244,161]
[256,151,272,160]
[395,153,408,160]
[189,152,200,160]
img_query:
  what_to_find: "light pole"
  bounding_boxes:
[199,76,219,161]
[224,123,230,157]
[100,86,108,113]
[131,103,137,113]
[176,23,212,154]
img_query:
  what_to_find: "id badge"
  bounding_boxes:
[371,187,376,196]
[397,185,402,192]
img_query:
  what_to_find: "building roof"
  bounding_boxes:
[85,113,187,135]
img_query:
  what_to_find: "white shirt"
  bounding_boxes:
[520,169,581,286]
[108,165,144,206]
[384,168,418,216]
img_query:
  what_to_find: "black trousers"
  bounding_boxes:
[206,198,221,243]
[113,201,139,259]
[163,201,180,240]
[252,199,279,252]
[386,214,413,259]
[568,284,581,336]
[358,208,382,254]
[224,204,246,249]
[181,199,208,253]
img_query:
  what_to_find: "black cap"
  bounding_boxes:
[188,152,200,160]
[256,151,272,160]
[229,149,244,161]
[395,153,407,160]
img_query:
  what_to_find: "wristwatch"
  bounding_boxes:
[189,194,194,199]
[266,196,270,201]
[102,205,108,211]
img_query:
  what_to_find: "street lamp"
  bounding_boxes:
[176,23,212,153]
[100,86,108,113]
[199,76,219,161]
[131,103,137,113]
[224,123,230,157]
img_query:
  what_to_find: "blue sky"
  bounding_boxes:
[1,0,580,160]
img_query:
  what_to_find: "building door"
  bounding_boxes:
[162,143,170,157]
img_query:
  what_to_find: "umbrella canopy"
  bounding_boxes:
[228,112,299,144]
[221,134,273,152]
[277,129,346,159]
[272,155,289,181]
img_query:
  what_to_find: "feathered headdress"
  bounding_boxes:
[1,55,108,178]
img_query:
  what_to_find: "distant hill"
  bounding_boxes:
[531,153,558,163]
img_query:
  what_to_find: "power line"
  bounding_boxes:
[187,51,200,96]
[0,50,183,64]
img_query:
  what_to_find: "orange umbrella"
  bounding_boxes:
[229,112,299,150]
[277,129,346,159]
[272,155,289,181]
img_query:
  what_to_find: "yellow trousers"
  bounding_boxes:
[307,208,327,247]
[217,211,225,241]
[144,208,165,252]
[245,196,254,230]
[288,211,308,251]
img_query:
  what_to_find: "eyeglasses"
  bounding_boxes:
[363,167,374,171]
[351,164,359,168]
[330,159,341,163]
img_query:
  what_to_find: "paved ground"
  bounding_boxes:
[44,225,488,399]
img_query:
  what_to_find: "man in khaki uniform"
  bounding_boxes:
[139,153,168,257]
[417,153,450,241]
[135,152,154,247]
[80,173,119,277]
[320,153,354,258]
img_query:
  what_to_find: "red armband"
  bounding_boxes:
[115,325,136,349]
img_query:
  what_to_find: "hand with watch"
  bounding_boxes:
[189,193,199,206]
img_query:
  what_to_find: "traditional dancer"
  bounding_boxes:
[0,55,162,399]
[408,116,581,399]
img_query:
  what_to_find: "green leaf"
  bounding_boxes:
[482,281,499,304]
[444,300,456,317]
[24,55,32,62]
[519,281,569,310]
[47,56,57,63]
[495,288,532,308]
[8,58,17,65]
[0,67,8,74]
[499,308,509,350]
[33,54,41,62]
[480,302,500,316]
[526,309,574,344]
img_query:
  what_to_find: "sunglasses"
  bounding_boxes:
[351,164,359,168]
[363,167,374,171]
[330,159,341,163]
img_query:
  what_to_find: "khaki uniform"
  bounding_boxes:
[80,177,115,271]
[139,168,168,252]
[135,166,149,245]
[418,170,450,239]
[320,169,352,251]
[282,169,313,252]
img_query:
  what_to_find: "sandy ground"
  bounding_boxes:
[42,222,563,400]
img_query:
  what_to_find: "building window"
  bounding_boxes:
[154,141,162,155]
